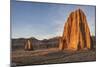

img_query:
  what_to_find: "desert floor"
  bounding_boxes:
[11,48,96,66]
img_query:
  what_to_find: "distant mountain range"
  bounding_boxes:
[11,36,61,50]
[11,36,95,50]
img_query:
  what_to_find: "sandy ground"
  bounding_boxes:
[11,48,96,66]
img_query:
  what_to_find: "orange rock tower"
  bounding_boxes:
[59,9,91,51]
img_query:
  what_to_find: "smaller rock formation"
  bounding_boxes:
[24,38,33,50]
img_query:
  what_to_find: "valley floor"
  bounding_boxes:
[11,48,96,66]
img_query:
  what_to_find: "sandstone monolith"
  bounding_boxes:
[59,9,91,51]
[24,38,33,50]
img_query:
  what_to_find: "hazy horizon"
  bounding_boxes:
[11,1,96,40]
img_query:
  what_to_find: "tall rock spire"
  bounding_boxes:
[59,9,91,51]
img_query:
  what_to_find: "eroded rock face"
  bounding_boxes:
[24,39,33,50]
[59,9,91,51]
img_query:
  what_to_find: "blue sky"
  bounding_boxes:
[11,1,96,40]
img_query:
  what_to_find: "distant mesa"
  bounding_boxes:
[59,9,91,51]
